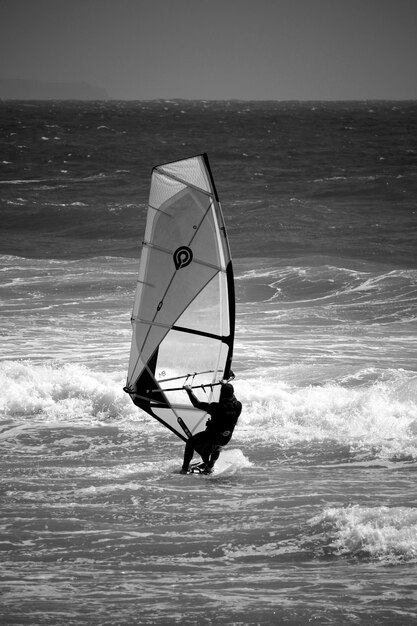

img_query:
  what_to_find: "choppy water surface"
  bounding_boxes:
[2,416,417,626]
[1,100,417,625]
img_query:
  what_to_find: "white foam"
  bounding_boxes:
[309,505,417,563]
[1,361,416,460]
[213,448,253,474]
[232,374,417,458]
[0,361,137,425]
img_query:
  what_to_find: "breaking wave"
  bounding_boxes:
[309,505,417,564]
[2,361,416,462]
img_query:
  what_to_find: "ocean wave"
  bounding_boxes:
[0,361,137,427]
[1,361,416,462]
[0,178,45,185]
[0,253,135,266]
[236,259,417,305]
[308,505,417,564]
[234,373,417,460]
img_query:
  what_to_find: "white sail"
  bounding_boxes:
[125,154,235,442]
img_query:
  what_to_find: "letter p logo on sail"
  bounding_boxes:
[173,246,193,270]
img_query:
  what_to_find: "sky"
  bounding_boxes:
[1,0,416,100]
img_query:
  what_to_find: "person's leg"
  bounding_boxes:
[181,439,195,472]
[208,445,222,469]
[181,433,206,472]
[200,444,213,466]
[198,444,222,474]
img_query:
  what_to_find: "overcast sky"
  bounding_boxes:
[1,0,416,100]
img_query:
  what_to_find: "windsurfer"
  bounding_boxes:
[180,382,242,474]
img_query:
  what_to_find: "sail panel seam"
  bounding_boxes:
[155,167,212,197]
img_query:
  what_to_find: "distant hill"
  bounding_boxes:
[0,78,109,100]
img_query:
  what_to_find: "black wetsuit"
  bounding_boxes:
[182,388,242,471]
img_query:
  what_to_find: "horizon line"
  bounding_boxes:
[2,97,417,103]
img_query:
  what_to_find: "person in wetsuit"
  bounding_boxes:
[180,382,242,474]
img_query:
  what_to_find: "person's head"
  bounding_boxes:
[220,382,234,401]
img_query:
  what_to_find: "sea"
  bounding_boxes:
[1,100,417,626]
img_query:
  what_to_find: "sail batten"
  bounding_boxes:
[131,315,229,343]
[125,153,235,442]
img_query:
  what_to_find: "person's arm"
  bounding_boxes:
[184,385,209,411]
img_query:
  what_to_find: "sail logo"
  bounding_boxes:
[173,246,193,270]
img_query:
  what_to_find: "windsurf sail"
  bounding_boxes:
[124,153,235,442]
